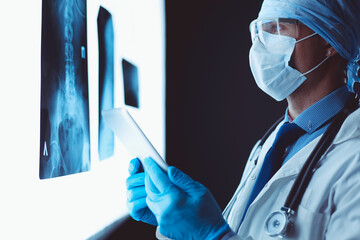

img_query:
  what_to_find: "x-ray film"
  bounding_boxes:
[122,59,140,108]
[102,108,168,171]
[40,0,90,179]
[98,6,115,161]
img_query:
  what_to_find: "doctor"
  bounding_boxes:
[126,0,360,239]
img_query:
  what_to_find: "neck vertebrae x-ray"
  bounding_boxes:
[40,0,90,179]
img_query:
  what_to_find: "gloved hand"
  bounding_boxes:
[126,158,157,226]
[143,157,231,240]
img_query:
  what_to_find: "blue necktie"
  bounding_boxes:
[241,123,305,224]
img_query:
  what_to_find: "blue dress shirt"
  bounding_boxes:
[282,85,352,164]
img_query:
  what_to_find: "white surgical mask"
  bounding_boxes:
[249,31,329,101]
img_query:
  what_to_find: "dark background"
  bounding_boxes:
[107,0,286,238]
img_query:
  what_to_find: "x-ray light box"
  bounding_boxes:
[0,0,165,239]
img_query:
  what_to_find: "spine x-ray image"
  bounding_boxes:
[98,6,115,161]
[40,0,90,179]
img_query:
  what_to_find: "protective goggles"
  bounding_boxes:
[250,18,304,46]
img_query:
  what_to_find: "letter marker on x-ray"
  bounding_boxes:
[43,141,48,156]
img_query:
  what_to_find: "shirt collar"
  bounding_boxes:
[284,86,352,133]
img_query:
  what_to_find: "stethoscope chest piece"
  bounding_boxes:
[265,208,293,238]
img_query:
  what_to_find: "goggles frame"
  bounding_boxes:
[250,18,303,45]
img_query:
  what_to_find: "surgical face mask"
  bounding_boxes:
[249,31,329,101]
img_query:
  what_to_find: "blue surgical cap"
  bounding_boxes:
[257,0,360,92]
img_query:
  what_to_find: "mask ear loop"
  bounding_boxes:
[296,32,330,76]
[302,55,330,76]
[296,32,318,43]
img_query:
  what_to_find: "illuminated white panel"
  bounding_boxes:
[0,0,165,239]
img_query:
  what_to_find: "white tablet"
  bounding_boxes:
[102,108,168,171]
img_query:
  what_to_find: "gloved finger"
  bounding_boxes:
[129,158,143,175]
[126,197,148,218]
[127,186,147,202]
[140,209,158,226]
[126,172,145,189]
[134,207,158,226]
[145,171,161,198]
[143,157,172,193]
[168,166,202,192]
[145,195,161,217]
[128,201,158,226]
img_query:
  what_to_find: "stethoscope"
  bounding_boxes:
[255,89,360,238]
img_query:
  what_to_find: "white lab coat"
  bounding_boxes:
[156,107,360,240]
[223,107,360,240]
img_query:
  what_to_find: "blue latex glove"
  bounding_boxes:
[143,157,231,240]
[126,158,157,226]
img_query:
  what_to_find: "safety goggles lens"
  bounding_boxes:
[250,18,300,45]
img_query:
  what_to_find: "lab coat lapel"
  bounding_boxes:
[223,126,278,231]
[253,134,322,204]
[238,136,322,238]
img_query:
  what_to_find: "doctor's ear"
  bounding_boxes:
[324,44,338,57]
